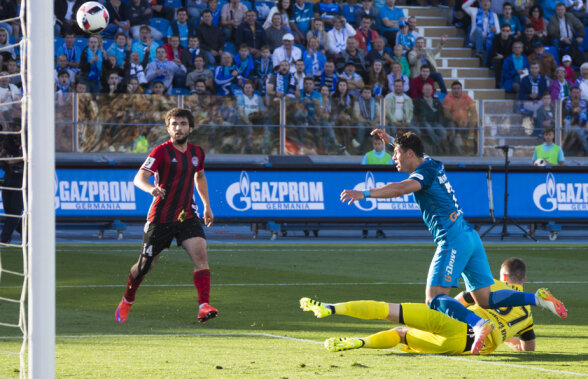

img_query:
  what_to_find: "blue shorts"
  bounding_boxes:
[427,229,494,292]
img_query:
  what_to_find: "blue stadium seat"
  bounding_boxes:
[255,1,274,21]
[294,44,305,55]
[165,0,183,8]
[224,41,236,55]
[341,4,361,25]
[149,18,170,40]
[102,38,115,51]
[74,37,88,51]
[170,87,189,95]
[241,0,253,10]
[544,45,559,65]
[583,27,588,51]
[54,36,65,55]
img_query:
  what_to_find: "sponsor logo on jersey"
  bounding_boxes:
[352,171,419,211]
[533,173,588,212]
[192,156,199,167]
[55,179,136,210]
[226,171,325,211]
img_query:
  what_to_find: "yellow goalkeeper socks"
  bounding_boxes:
[363,329,401,349]
[333,300,389,320]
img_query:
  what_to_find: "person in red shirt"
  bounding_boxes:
[409,64,435,99]
[115,107,218,324]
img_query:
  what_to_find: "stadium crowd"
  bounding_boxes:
[1,0,587,155]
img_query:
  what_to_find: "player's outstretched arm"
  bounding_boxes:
[134,169,166,198]
[195,170,214,227]
[341,179,421,205]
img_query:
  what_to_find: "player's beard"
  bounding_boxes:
[173,135,189,145]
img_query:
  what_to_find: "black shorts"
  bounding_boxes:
[141,217,206,257]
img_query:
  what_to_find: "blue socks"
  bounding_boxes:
[488,289,537,308]
[429,294,483,327]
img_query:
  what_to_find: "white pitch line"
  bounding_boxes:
[0,332,585,376]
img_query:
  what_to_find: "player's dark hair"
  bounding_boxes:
[501,258,526,283]
[165,108,195,129]
[394,131,424,158]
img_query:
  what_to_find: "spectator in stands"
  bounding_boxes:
[214,52,243,95]
[55,70,72,95]
[124,51,149,86]
[181,35,208,70]
[75,80,88,93]
[6,59,20,88]
[131,25,158,63]
[353,86,380,153]
[303,36,326,77]
[547,2,584,64]
[126,77,144,94]
[206,0,223,27]
[237,80,265,152]
[528,5,548,41]
[190,78,212,95]
[528,41,558,80]
[549,67,571,102]
[395,21,415,53]
[168,8,197,48]
[150,0,175,22]
[410,64,436,99]
[355,16,381,53]
[327,16,356,56]
[379,0,405,47]
[532,127,565,165]
[0,27,14,60]
[186,55,214,90]
[235,44,255,80]
[367,37,394,72]
[197,10,225,64]
[291,0,314,43]
[387,61,409,93]
[101,54,124,89]
[499,2,522,39]
[54,0,84,36]
[519,61,548,113]
[518,23,540,56]
[163,35,189,87]
[102,0,131,37]
[489,24,514,88]
[407,16,419,39]
[314,59,338,93]
[107,33,131,69]
[561,54,577,83]
[512,0,533,22]
[338,37,368,79]
[80,35,107,93]
[236,10,266,58]
[567,0,588,26]
[293,59,309,91]
[355,0,380,30]
[313,0,341,30]
[443,81,477,155]
[368,60,388,98]
[306,19,327,53]
[221,0,249,41]
[55,55,77,86]
[272,33,302,72]
[146,46,187,93]
[298,76,322,140]
[267,59,299,98]
[535,92,555,132]
[264,0,293,32]
[575,62,588,100]
[384,78,413,137]
[128,0,162,41]
[186,0,208,22]
[501,41,529,93]
[253,45,272,92]
[538,0,558,23]
[414,82,448,153]
[331,78,354,148]
[266,13,288,51]
[408,35,448,94]
[563,86,588,154]
[150,80,166,95]
[101,72,124,94]
[339,62,364,97]
[463,0,500,60]
[56,31,81,71]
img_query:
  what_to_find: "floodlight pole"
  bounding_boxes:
[27,0,56,377]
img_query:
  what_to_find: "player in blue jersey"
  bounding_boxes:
[340,130,567,354]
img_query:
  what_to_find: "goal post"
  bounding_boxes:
[26,0,56,376]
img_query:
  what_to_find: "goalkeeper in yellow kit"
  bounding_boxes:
[300,258,537,354]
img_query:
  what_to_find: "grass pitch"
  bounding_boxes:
[1,243,587,378]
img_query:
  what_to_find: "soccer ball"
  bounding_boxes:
[76,2,109,34]
[534,159,547,166]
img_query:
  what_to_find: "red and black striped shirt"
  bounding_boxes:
[140,141,205,224]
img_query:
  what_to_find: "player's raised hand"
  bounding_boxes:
[203,208,214,227]
[340,189,364,205]
[151,185,166,199]
[370,128,392,144]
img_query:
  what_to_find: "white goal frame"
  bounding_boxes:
[25,0,56,377]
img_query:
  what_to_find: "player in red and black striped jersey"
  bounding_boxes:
[115,107,218,324]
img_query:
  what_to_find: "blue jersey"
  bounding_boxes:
[408,158,468,243]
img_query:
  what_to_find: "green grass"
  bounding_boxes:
[1,243,587,378]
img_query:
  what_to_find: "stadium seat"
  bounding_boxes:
[241,0,253,10]
[341,4,361,25]
[54,36,65,55]
[544,45,559,65]
[224,41,236,55]
[294,44,306,55]
[255,1,274,21]
[583,27,588,51]
[102,38,115,51]
[74,37,88,51]
[170,87,189,95]
[165,0,183,8]
[150,18,170,40]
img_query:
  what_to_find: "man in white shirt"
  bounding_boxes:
[272,33,302,73]
[384,78,413,137]
[547,2,584,55]
[463,0,500,59]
